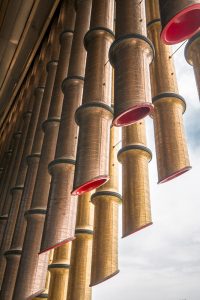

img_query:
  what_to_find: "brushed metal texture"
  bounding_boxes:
[185,32,200,100]
[41,0,92,253]
[147,1,191,183]
[13,2,75,298]
[110,0,154,126]
[118,120,152,238]
[67,192,94,300]
[72,0,114,195]
[90,126,120,286]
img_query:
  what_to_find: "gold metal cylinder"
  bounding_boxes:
[67,192,94,300]
[109,0,154,126]
[48,243,71,300]
[72,0,114,195]
[90,125,120,286]
[185,32,200,100]
[147,0,191,183]
[159,0,200,45]
[118,120,152,238]
[152,96,191,183]
[40,0,92,253]
[13,3,75,298]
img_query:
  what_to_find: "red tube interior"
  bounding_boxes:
[113,103,153,127]
[161,4,200,45]
[72,176,109,196]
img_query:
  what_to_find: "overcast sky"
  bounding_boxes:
[94,45,200,300]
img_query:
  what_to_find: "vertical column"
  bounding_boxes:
[0,37,53,300]
[118,120,152,237]
[0,48,47,290]
[67,192,94,300]
[185,32,200,101]
[48,243,71,300]
[109,0,154,126]
[33,250,54,300]
[41,0,92,253]
[90,125,120,286]
[0,82,30,217]
[146,0,191,183]
[13,2,75,299]
[0,70,37,286]
[159,0,200,44]
[72,0,114,195]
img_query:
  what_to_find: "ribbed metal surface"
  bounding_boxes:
[67,192,94,300]
[73,104,113,195]
[109,0,153,126]
[159,0,200,44]
[91,126,120,286]
[147,0,191,183]
[0,27,58,300]
[41,0,92,253]
[118,120,152,238]
[33,250,54,300]
[13,2,75,298]
[48,243,71,300]
[152,96,191,183]
[185,32,200,100]
[72,0,114,195]
[0,88,35,288]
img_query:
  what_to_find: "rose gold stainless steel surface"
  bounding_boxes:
[41,0,92,253]
[67,192,94,300]
[109,0,154,126]
[72,0,114,195]
[118,120,152,238]
[13,2,75,298]
[0,34,58,300]
[73,105,113,195]
[147,0,191,183]
[48,243,71,300]
[33,250,54,300]
[0,83,31,217]
[159,0,200,44]
[185,32,200,100]
[0,79,36,287]
[90,126,120,286]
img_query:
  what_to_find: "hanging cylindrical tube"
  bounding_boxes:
[0,70,37,287]
[13,2,75,299]
[0,37,54,300]
[48,243,71,300]
[33,250,54,300]
[0,43,48,293]
[185,32,200,101]
[118,120,152,238]
[67,192,94,300]
[90,125,121,286]
[0,78,31,220]
[146,0,191,184]
[40,0,92,253]
[159,0,200,45]
[72,0,114,195]
[109,0,154,126]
